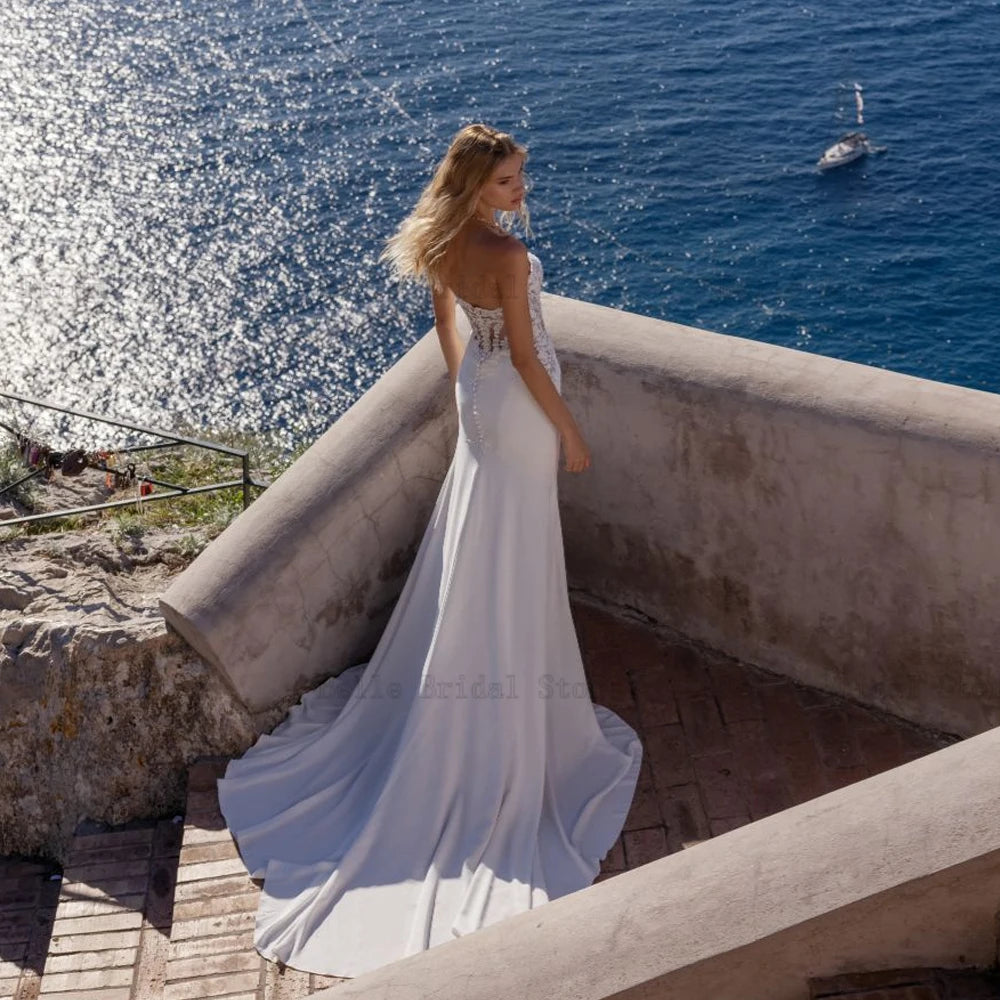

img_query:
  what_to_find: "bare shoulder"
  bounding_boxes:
[497,235,528,265]
[471,229,525,264]
[496,237,530,296]
[430,278,455,309]
[446,227,526,307]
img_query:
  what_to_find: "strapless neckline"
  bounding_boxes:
[453,251,539,314]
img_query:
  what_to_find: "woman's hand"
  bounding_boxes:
[561,426,591,473]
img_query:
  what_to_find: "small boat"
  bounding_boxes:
[817,83,885,171]
[817,131,871,170]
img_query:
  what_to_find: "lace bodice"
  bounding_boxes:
[454,251,561,390]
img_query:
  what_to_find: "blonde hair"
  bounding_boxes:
[380,123,531,292]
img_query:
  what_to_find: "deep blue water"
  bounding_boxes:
[2,0,999,451]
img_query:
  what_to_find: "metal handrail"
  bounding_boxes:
[0,389,270,528]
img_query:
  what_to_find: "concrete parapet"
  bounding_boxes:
[544,294,1000,736]
[313,722,1000,1000]
[160,331,455,713]
[162,292,1000,733]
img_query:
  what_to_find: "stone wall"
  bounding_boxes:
[161,292,1000,737]
[0,528,264,861]
[547,294,1000,737]
[159,331,456,713]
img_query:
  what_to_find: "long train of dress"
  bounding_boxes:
[217,250,643,978]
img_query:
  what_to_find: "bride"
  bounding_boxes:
[216,122,643,979]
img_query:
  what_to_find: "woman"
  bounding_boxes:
[217,123,642,980]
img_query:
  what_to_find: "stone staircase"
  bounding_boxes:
[0,604,972,999]
[0,759,346,1000]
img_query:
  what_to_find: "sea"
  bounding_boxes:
[2,0,999,453]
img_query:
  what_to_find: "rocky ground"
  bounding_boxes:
[0,465,263,862]
[1,466,214,625]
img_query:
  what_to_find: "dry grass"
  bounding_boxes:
[0,424,311,545]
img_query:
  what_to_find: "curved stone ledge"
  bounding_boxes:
[160,330,456,713]
[161,293,1000,734]
[546,294,1000,736]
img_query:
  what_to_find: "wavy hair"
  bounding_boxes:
[380,123,531,292]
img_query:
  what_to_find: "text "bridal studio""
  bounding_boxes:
[353,673,592,700]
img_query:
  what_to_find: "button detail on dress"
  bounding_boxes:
[455,252,561,391]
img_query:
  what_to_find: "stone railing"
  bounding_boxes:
[160,330,456,714]
[161,292,1000,735]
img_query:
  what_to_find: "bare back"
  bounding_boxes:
[439,224,520,311]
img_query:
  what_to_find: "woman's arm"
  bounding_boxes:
[497,244,591,472]
[430,283,465,387]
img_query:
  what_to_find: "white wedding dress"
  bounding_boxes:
[217,249,643,978]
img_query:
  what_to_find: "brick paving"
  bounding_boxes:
[1,597,959,997]
[165,759,344,1000]
[1,770,347,1000]
[0,856,60,1000]
[572,601,958,880]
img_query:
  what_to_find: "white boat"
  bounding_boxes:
[817,131,871,171]
[817,83,884,171]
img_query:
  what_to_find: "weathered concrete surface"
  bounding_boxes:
[0,528,260,861]
[312,721,1000,1000]
[161,293,1000,735]
[545,294,1000,737]
[159,331,456,713]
